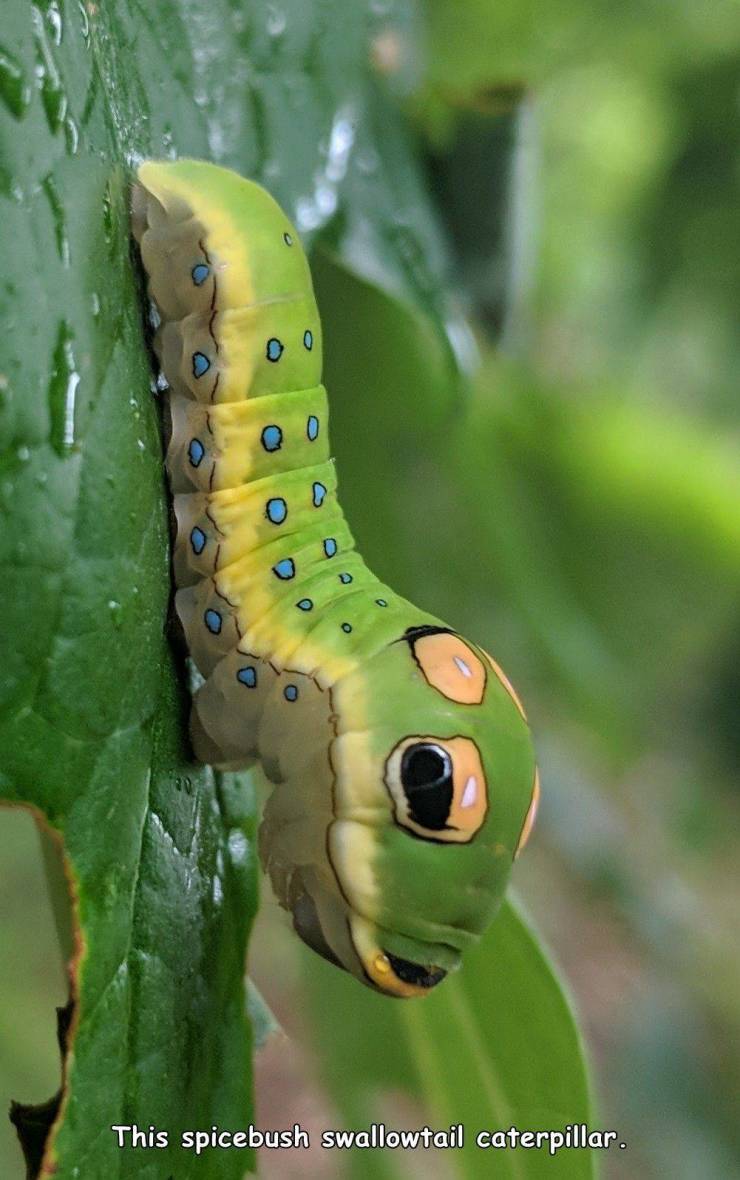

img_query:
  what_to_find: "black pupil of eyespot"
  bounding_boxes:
[400,743,453,831]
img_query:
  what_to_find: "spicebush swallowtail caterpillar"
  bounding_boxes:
[131,160,539,999]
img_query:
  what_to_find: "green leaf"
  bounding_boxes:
[0,1,472,1176]
[303,896,597,1178]
[2,6,262,1164]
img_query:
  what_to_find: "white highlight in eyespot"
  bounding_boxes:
[454,655,473,678]
[461,775,477,809]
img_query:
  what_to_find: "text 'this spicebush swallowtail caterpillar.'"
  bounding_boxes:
[131,160,539,999]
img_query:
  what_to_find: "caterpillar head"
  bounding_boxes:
[261,626,538,999]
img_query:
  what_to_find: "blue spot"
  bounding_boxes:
[376,598,388,607]
[273,558,295,580]
[283,232,293,246]
[190,527,206,555]
[266,497,288,524]
[341,622,352,633]
[188,438,205,467]
[261,424,283,452]
[266,338,284,362]
[323,537,338,558]
[192,352,210,378]
[303,329,313,351]
[339,572,353,584]
[296,598,313,612]
[312,481,327,507]
[192,264,209,286]
[237,666,257,688]
[307,414,319,441]
[284,684,298,701]
[204,609,222,634]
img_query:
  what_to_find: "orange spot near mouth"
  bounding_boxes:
[351,918,435,999]
[374,953,391,975]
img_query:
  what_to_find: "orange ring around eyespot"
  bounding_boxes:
[515,768,540,858]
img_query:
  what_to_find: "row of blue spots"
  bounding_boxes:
[272,537,335,583]
[236,662,299,703]
[188,416,316,469]
[265,333,315,363]
[261,418,320,450]
[188,438,205,467]
[193,335,310,382]
[266,497,288,524]
[202,596,387,641]
[261,424,282,452]
[191,527,206,555]
[192,352,210,378]
[192,263,209,286]
[204,609,222,635]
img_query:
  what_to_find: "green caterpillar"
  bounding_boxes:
[132,159,539,999]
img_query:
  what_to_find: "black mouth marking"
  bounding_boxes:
[384,952,447,989]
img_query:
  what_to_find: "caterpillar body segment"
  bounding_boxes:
[133,159,538,999]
